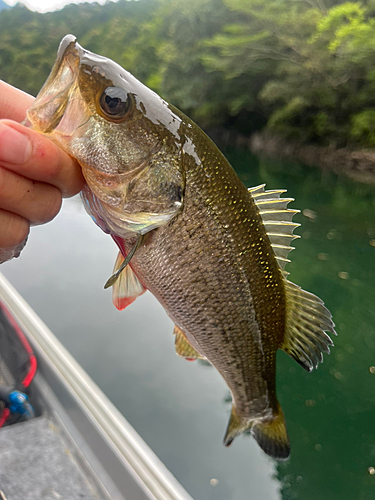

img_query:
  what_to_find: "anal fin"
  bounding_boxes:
[112,252,147,310]
[174,326,205,361]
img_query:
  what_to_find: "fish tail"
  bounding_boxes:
[251,402,290,460]
[223,402,290,460]
[223,406,247,448]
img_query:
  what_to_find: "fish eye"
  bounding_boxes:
[99,87,131,120]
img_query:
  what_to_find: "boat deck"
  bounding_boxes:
[0,273,194,500]
[0,415,100,500]
[0,299,103,499]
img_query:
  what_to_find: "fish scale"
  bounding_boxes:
[126,120,284,421]
[26,35,336,460]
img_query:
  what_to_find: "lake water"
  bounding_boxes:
[2,150,375,500]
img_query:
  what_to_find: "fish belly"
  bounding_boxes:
[127,155,285,420]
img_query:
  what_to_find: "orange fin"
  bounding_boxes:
[224,402,290,460]
[112,252,146,310]
[173,326,205,360]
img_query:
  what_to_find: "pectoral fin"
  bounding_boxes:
[173,326,205,360]
[105,233,144,289]
[112,252,146,310]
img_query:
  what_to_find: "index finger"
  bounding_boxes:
[0,120,85,198]
[0,81,85,197]
[0,80,34,122]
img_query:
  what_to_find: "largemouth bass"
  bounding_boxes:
[27,35,336,460]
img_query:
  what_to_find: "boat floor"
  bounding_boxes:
[0,273,194,500]
[0,415,101,500]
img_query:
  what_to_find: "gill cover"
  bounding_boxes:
[26,35,186,237]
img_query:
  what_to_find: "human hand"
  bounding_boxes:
[0,81,85,264]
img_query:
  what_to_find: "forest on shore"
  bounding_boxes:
[1,0,375,148]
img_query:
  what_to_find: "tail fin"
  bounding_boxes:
[223,402,290,460]
[223,406,248,448]
[251,402,290,460]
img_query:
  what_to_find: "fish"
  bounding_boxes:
[26,35,336,460]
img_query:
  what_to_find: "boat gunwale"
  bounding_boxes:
[0,272,194,500]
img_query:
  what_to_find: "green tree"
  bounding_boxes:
[2,0,375,147]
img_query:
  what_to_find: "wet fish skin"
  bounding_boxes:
[26,35,336,460]
[127,111,285,417]
[26,35,186,235]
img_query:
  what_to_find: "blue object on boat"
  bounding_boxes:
[9,390,35,418]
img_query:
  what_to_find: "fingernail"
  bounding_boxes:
[0,237,28,264]
[0,123,32,164]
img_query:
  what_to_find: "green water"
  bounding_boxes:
[230,150,375,500]
[2,151,375,499]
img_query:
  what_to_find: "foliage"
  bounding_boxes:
[2,0,375,146]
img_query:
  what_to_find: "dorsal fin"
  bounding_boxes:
[249,184,300,273]
[249,185,336,372]
[282,280,336,371]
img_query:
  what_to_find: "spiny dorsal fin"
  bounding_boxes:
[281,280,336,371]
[174,326,205,360]
[248,184,300,273]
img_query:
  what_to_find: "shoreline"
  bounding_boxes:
[209,129,375,185]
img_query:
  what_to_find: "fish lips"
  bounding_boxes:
[26,35,87,135]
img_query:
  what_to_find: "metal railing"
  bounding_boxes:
[0,272,194,500]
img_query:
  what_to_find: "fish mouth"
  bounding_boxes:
[26,35,84,135]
